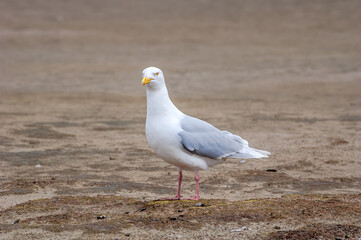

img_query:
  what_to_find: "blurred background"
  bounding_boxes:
[1,0,360,96]
[0,0,360,238]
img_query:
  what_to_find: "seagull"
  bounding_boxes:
[142,66,270,200]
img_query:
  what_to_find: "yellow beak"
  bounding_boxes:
[142,76,153,86]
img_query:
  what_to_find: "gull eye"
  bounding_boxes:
[155,72,159,76]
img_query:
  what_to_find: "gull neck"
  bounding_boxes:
[146,85,182,118]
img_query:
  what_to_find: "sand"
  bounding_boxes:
[0,0,360,239]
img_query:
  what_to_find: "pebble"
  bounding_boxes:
[231,226,247,232]
[97,215,106,219]
[274,226,281,229]
[12,219,20,224]
[195,202,205,207]
[125,233,130,237]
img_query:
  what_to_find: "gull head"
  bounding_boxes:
[142,67,165,90]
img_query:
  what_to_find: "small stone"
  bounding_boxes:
[12,219,20,224]
[97,215,106,219]
[231,227,247,232]
[195,202,205,207]
[35,164,41,168]
[169,217,177,221]
[177,209,183,212]
[125,233,130,237]
[274,226,281,229]
[125,211,129,214]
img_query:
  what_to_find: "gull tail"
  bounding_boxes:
[250,148,271,157]
[227,147,271,159]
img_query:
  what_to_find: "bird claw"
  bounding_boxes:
[183,196,200,201]
[158,195,182,201]
[158,195,200,201]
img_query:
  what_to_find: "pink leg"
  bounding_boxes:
[176,170,183,198]
[185,171,200,201]
[159,170,182,200]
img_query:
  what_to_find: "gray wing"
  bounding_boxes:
[178,115,250,159]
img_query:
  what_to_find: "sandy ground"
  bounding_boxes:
[0,0,361,239]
